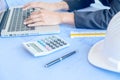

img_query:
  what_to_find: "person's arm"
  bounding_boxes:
[23,0,94,11]
[23,1,69,11]
[24,10,74,26]
[74,0,120,29]
[63,0,94,11]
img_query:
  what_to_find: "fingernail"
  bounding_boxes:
[28,24,33,26]
[24,22,26,24]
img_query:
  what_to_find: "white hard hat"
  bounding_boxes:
[88,11,120,73]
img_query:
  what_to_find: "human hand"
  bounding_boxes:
[23,2,59,11]
[24,10,62,26]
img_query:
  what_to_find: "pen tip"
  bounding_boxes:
[44,65,48,68]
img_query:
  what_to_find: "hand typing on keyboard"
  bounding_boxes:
[8,8,35,32]
[23,10,64,27]
[23,2,73,27]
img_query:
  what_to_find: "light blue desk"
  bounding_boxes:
[0,0,120,80]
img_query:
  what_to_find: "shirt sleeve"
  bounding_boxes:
[74,0,120,29]
[63,0,94,12]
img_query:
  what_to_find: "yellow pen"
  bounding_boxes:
[70,31,106,38]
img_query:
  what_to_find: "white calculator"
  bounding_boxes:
[23,35,70,57]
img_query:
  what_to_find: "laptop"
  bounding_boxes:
[0,1,60,37]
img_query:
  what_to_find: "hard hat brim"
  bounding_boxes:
[88,40,120,73]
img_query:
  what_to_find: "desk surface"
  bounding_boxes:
[0,0,120,80]
[0,24,120,80]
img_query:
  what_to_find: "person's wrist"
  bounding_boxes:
[59,12,74,25]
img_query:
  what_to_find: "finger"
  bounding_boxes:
[28,13,41,19]
[30,11,41,15]
[27,22,47,27]
[24,11,42,24]
[25,11,42,20]
[23,3,33,10]
[23,2,38,10]
[24,17,43,25]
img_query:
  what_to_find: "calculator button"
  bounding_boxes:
[45,46,52,51]
[37,40,52,51]
[37,40,46,47]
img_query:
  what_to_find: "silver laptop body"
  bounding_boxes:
[0,7,60,37]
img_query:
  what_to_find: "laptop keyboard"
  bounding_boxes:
[0,12,4,22]
[8,8,35,32]
[0,9,10,30]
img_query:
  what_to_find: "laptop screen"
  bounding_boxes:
[0,0,8,12]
